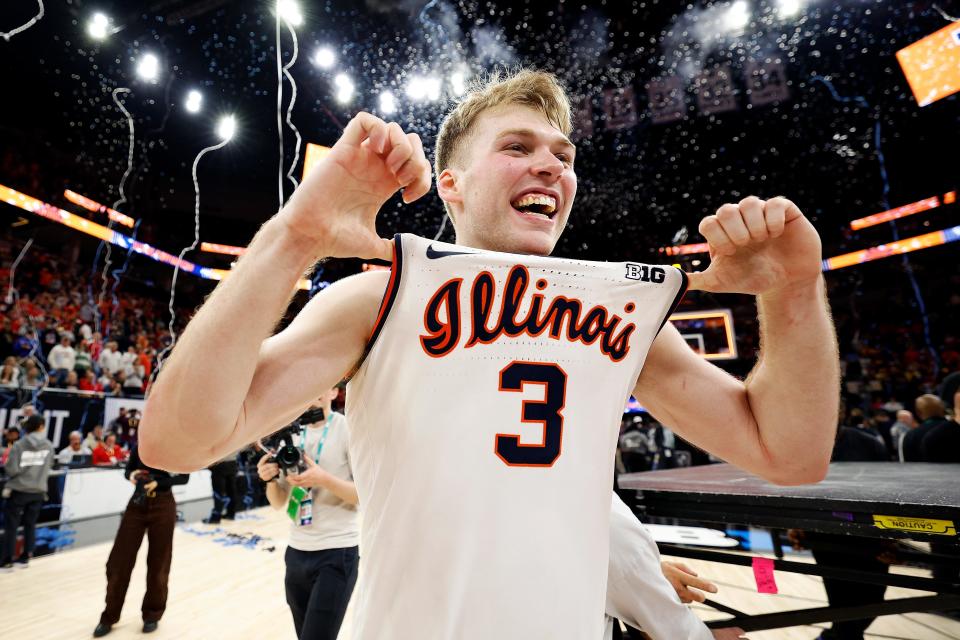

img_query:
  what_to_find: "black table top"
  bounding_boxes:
[620,462,960,540]
[620,462,960,509]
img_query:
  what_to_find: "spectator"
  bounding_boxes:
[888,410,917,458]
[47,335,76,385]
[61,370,80,391]
[1,414,55,569]
[919,388,960,463]
[119,346,139,375]
[900,394,949,462]
[98,341,122,376]
[92,433,126,466]
[57,430,92,464]
[83,424,105,451]
[74,341,94,376]
[0,356,20,385]
[108,408,129,437]
[22,363,43,388]
[79,369,104,392]
[2,425,21,465]
[120,410,141,449]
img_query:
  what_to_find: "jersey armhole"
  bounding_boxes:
[341,234,404,383]
[654,267,689,337]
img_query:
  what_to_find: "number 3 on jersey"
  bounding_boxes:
[496,361,568,467]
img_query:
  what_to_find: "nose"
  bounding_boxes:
[529,148,565,180]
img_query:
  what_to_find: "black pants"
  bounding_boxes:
[209,460,238,520]
[100,492,177,625]
[809,533,889,640]
[2,490,44,563]
[284,545,359,640]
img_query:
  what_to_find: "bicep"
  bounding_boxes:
[633,323,773,475]
[233,271,388,449]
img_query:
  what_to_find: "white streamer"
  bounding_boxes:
[1,0,44,41]
[154,138,230,373]
[282,21,302,191]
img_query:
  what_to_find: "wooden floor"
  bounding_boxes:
[1,506,958,639]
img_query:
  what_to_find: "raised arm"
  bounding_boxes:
[139,113,432,472]
[635,197,838,485]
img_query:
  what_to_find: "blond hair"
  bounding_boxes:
[434,68,572,220]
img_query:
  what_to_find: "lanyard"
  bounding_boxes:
[298,413,334,463]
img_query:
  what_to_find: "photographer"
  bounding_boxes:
[93,446,188,637]
[257,387,358,640]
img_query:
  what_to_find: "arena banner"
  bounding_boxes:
[0,388,106,449]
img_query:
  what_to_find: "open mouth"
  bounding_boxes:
[510,193,558,221]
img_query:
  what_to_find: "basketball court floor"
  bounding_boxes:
[2,506,958,639]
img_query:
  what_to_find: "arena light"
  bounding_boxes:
[379,91,397,115]
[1,183,310,290]
[406,76,441,102]
[313,47,335,68]
[185,90,202,114]
[201,242,246,256]
[823,224,960,271]
[217,115,236,142]
[276,0,303,27]
[896,22,960,107]
[136,53,160,82]
[63,189,135,228]
[849,191,954,230]
[302,142,332,180]
[659,242,709,257]
[87,12,110,40]
[775,0,803,19]
[334,74,354,104]
[723,1,751,31]
[450,69,468,95]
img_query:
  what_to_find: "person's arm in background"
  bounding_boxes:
[154,473,189,490]
[139,113,432,472]
[635,198,838,486]
[257,453,290,509]
[606,493,718,640]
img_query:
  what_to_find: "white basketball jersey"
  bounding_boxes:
[346,233,687,640]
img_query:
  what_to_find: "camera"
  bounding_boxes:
[262,407,326,476]
[130,473,155,506]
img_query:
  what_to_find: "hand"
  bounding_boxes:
[143,480,158,497]
[129,469,144,485]
[688,197,822,296]
[286,455,331,489]
[281,112,433,261]
[256,453,280,483]
[712,628,749,639]
[660,561,718,604]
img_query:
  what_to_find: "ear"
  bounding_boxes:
[436,167,464,207]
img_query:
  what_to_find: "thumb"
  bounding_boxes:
[302,455,316,467]
[685,267,720,293]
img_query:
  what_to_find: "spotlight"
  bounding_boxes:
[136,53,160,82]
[277,0,303,27]
[723,1,751,31]
[313,47,335,68]
[379,91,397,115]
[406,76,441,102]
[334,74,354,104]
[217,115,236,142]
[87,13,110,40]
[776,0,802,18]
[450,69,468,95]
[185,90,202,114]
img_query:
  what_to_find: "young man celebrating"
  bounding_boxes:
[141,69,837,637]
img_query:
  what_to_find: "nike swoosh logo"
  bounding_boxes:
[426,245,475,259]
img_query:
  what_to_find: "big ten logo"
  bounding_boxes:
[625,264,666,283]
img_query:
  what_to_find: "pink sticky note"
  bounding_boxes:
[752,557,778,594]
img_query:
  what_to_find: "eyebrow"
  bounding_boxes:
[495,128,576,154]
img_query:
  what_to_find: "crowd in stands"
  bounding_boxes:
[0,234,182,397]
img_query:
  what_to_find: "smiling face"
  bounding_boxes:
[439,105,577,256]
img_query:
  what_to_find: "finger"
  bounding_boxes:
[738,196,767,241]
[716,203,751,247]
[674,562,698,577]
[699,215,736,257]
[764,197,789,238]
[340,112,389,153]
[384,123,412,173]
[401,133,432,203]
[681,586,706,603]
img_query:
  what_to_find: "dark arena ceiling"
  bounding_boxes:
[0,0,957,295]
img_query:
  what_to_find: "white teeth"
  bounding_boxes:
[511,193,557,213]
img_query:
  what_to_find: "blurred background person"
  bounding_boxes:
[1,414,54,569]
